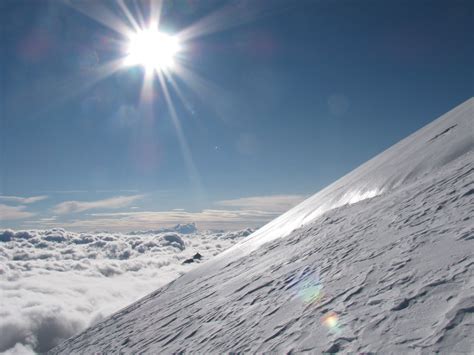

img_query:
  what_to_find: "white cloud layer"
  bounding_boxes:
[0,226,253,353]
[53,195,144,214]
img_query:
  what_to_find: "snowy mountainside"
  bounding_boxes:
[51,98,473,354]
[236,97,473,253]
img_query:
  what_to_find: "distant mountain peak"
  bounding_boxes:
[127,222,198,235]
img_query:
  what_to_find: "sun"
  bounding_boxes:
[124,29,180,72]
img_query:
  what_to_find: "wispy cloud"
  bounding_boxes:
[37,195,306,231]
[216,194,306,213]
[0,204,35,220]
[42,208,275,231]
[53,195,144,214]
[0,195,48,204]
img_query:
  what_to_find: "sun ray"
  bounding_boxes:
[8,57,124,123]
[131,0,148,31]
[148,0,164,30]
[161,69,196,118]
[173,62,232,123]
[64,0,134,38]
[157,71,203,196]
[177,3,247,42]
[173,62,220,95]
[177,1,287,42]
[117,0,142,33]
[138,67,155,110]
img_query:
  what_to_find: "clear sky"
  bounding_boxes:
[1,0,472,231]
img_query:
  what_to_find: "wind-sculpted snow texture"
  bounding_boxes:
[51,98,473,354]
[236,97,474,253]
[0,225,253,354]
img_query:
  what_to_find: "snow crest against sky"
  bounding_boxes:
[0,225,253,353]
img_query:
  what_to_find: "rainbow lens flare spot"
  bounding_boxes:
[300,282,324,304]
[322,312,341,334]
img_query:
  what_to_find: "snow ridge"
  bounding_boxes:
[235,97,473,253]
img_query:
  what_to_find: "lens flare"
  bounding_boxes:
[299,279,324,304]
[322,312,341,334]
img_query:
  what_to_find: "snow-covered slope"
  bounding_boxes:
[51,98,473,354]
[236,97,473,254]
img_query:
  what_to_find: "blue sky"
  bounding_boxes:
[1,0,472,231]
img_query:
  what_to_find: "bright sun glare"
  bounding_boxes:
[125,29,180,72]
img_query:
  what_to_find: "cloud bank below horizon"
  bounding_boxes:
[0,225,253,353]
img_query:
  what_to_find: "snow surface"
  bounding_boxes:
[0,225,253,354]
[50,98,473,354]
[235,97,473,254]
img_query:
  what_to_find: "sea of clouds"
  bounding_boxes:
[0,224,253,354]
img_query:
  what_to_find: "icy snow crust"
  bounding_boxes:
[51,98,473,354]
